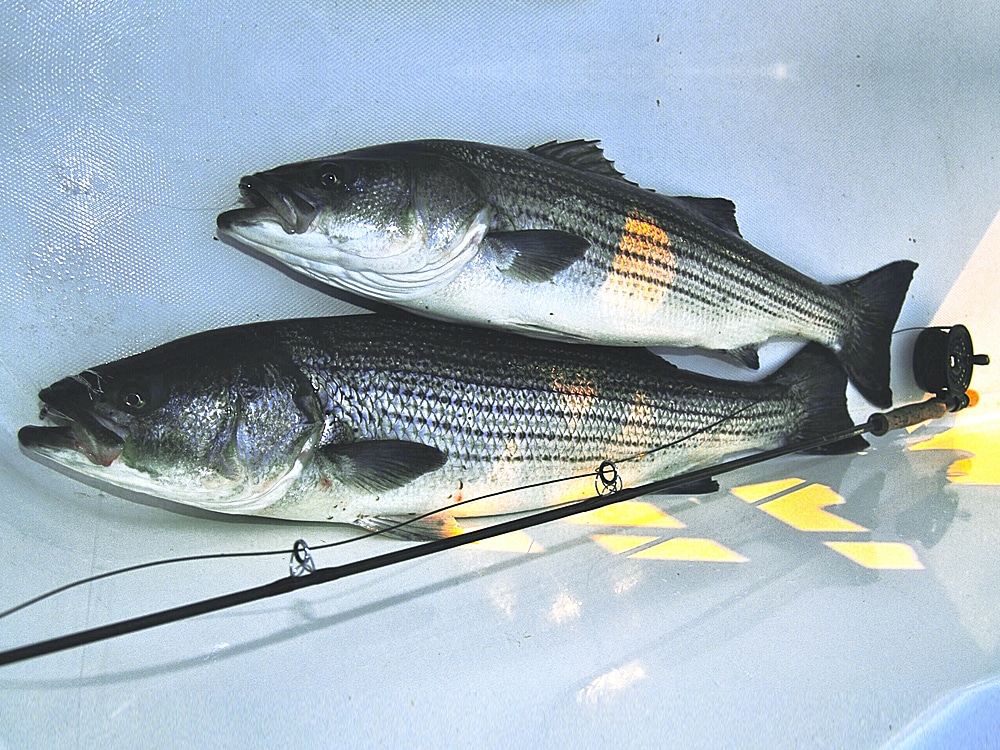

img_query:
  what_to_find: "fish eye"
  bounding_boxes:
[319,164,345,189]
[118,379,163,414]
[122,390,147,412]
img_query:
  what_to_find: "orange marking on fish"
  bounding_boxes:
[551,370,599,400]
[617,390,655,451]
[551,369,599,432]
[606,213,677,306]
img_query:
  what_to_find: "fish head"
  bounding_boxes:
[216,145,491,300]
[19,335,323,515]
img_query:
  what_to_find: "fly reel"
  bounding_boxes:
[912,324,989,411]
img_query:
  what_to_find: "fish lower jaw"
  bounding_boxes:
[21,443,309,517]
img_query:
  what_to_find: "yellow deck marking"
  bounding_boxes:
[915,202,1000,485]
[630,537,748,562]
[591,534,660,554]
[471,531,544,553]
[568,500,685,528]
[757,484,868,532]
[730,477,806,503]
[824,542,924,569]
[909,412,1000,485]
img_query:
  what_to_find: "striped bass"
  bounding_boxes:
[19,314,865,539]
[216,139,917,408]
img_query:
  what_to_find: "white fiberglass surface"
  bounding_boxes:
[2,2,999,747]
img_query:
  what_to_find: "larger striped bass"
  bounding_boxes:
[216,139,917,408]
[19,314,865,539]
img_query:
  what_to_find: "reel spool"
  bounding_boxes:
[912,324,989,411]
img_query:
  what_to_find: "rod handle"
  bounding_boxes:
[867,399,949,436]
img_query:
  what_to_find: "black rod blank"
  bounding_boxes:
[0,399,951,667]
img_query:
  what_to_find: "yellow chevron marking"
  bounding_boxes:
[630,537,748,562]
[909,410,1000,486]
[730,477,806,503]
[824,542,924,569]
[591,534,660,554]
[568,500,685,528]
[757,484,868,532]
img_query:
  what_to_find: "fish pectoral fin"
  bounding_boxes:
[673,197,742,237]
[353,512,464,541]
[662,477,720,495]
[725,344,761,370]
[527,140,638,184]
[321,440,447,493]
[486,230,589,283]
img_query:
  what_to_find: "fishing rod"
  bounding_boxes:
[0,400,763,622]
[0,325,988,666]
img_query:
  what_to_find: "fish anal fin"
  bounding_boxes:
[353,513,464,541]
[321,440,446,494]
[673,197,742,237]
[725,344,761,370]
[486,230,589,282]
[506,321,593,343]
[528,140,637,184]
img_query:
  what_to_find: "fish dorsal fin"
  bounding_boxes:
[528,140,636,184]
[673,197,742,237]
[321,440,446,493]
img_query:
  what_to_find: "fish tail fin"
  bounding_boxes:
[834,259,918,409]
[767,343,869,455]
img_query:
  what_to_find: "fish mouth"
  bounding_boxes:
[217,173,319,236]
[19,378,125,467]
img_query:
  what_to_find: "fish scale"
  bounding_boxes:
[290,316,794,468]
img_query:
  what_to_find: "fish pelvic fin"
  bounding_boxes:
[767,343,869,455]
[353,512,464,541]
[834,259,918,409]
[725,344,761,370]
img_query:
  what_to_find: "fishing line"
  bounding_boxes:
[0,403,756,623]
[1,326,985,666]
[5,332,890,621]
[0,396,963,667]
